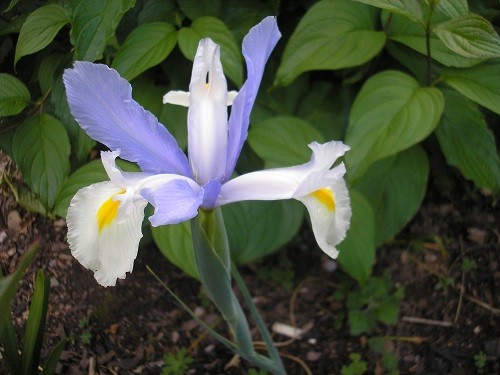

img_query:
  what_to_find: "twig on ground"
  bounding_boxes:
[402,316,453,327]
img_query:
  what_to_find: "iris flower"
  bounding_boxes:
[63,17,351,287]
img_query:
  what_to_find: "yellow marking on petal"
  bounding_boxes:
[312,188,336,211]
[97,191,123,233]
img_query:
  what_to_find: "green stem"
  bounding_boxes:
[232,263,286,375]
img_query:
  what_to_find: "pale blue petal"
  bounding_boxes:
[141,180,203,226]
[224,17,281,180]
[63,62,192,177]
[200,179,221,209]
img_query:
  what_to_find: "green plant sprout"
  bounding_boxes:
[340,353,367,375]
[161,348,194,375]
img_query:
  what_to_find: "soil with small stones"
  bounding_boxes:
[1,153,498,374]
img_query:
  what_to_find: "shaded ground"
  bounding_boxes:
[1,155,499,374]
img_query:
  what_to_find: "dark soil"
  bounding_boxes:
[1,152,499,374]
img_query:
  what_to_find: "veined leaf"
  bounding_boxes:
[386,11,486,67]
[337,190,375,286]
[0,73,30,116]
[355,146,429,246]
[12,114,71,210]
[178,16,242,86]
[424,0,468,18]
[68,0,135,61]
[14,4,69,65]
[248,116,324,168]
[177,0,222,21]
[436,90,500,192]
[351,0,423,23]
[433,14,500,59]
[275,0,386,86]
[138,0,178,25]
[112,22,177,81]
[443,61,500,114]
[345,70,443,182]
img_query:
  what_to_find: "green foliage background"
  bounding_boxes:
[0,0,499,285]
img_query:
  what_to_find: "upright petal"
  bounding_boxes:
[187,39,229,184]
[67,181,147,287]
[63,62,191,177]
[224,17,281,180]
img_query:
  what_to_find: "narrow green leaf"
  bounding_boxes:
[337,191,375,286]
[51,75,95,163]
[424,0,468,18]
[0,73,30,116]
[20,270,50,375]
[12,114,71,210]
[3,0,21,13]
[222,200,304,264]
[351,0,423,23]
[178,16,242,86]
[248,116,324,168]
[345,70,443,182]
[0,303,20,373]
[112,22,177,81]
[41,338,66,375]
[443,61,500,114]
[433,14,500,59]
[386,11,486,67]
[275,0,386,86]
[354,146,429,246]
[14,4,69,65]
[68,0,135,61]
[436,90,500,192]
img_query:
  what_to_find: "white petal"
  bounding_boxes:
[163,90,190,106]
[188,38,228,184]
[66,181,147,287]
[227,90,238,105]
[297,180,351,258]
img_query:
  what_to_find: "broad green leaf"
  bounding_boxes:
[386,11,486,67]
[443,61,500,114]
[0,14,27,36]
[12,114,71,210]
[51,75,95,163]
[112,22,177,81]
[436,90,500,192]
[354,146,429,246]
[248,116,324,168]
[152,200,304,277]
[52,158,139,218]
[0,73,30,116]
[345,70,443,182]
[177,0,222,21]
[222,200,304,264]
[68,0,135,61]
[151,221,199,278]
[351,0,423,23]
[14,4,69,65]
[337,191,375,286]
[20,270,50,375]
[296,81,345,141]
[138,0,178,25]
[433,14,500,59]
[275,0,386,86]
[426,0,468,18]
[38,53,65,95]
[178,16,242,86]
